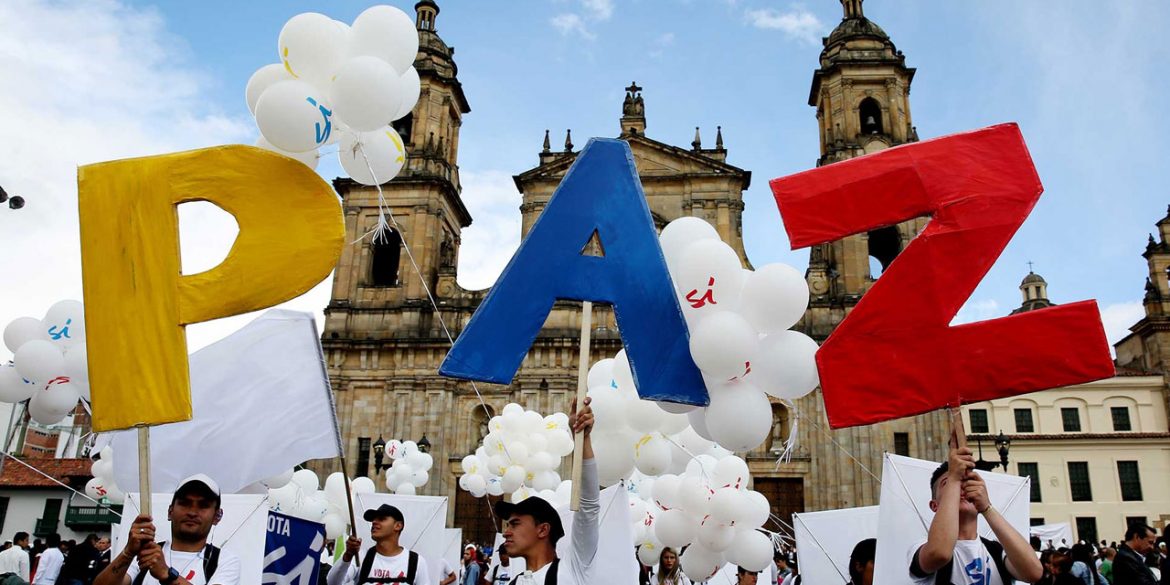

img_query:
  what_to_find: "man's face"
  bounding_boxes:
[96,538,110,552]
[169,492,220,541]
[499,549,510,566]
[1131,530,1156,555]
[370,516,402,541]
[929,475,977,515]
[737,571,758,585]
[502,514,546,557]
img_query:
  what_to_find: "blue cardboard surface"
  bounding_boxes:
[439,138,708,405]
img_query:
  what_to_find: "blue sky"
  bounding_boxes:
[1,0,1167,350]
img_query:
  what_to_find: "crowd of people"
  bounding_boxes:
[1032,525,1169,585]
[0,532,111,585]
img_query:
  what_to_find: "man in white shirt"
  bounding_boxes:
[908,431,1042,585]
[327,504,430,585]
[94,474,242,585]
[437,556,456,585]
[494,398,598,585]
[0,531,30,580]
[483,548,512,585]
[32,534,64,585]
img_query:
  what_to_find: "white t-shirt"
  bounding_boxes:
[646,566,691,584]
[32,548,64,585]
[439,558,456,579]
[327,549,431,585]
[486,563,512,585]
[0,546,29,580]
[909,539,1005,585]
[125,543,242,585]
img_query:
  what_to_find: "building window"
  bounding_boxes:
[1014,408,1034,433]
[370,230,402,287]
[969,409,989,434]
[356,437,371,479]
[1075,517,1098,545]
[859,97,883,135]
[1030,518,1045,527]
[1111,406,1132,431]
[1060,408,1081,432]
[1068,462,1092,501]
[1018,462,1041,502]
[894,432,909,457]
[392,112,413,144]
[1126,516,1148,529]
[0,496,8,533]
[1117,461,1143,501]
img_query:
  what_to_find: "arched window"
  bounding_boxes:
[867,225,901,277]
[393,112,413,145]
[370,229,402,287]
[859,97,883,135]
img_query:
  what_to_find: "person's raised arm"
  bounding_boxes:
[94,515,154,585]
[569,397,599,575]
[916,433,972,574]
[963,472,1043,583]
[326,535,361,585]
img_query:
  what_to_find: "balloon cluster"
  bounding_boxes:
[379,439,435,495]
[84,446,126,505]
[627,454,774,580]
[0,300,89,425]
[662,217,820,452]
[457,403,576,503]
[247,5,421,185]
[266,468,377,539]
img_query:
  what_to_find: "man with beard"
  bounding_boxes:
[94,474,241,585]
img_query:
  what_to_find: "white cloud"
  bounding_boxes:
[1098,300,1144,346]
[456,170,523,291]
[583,0,614,21]
[650,32,676,58]
[550,13,596,40]
[0,0,282,354]
[745,7,824,44]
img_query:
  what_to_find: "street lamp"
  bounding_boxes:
[0,186,24,210]
[417,435,431,454]
[371,436,391,474]
[974,430,1011,472]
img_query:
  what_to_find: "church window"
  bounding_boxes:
[859,97,883,135]
[393,112,413,144]
[893,432,909,456]
[356,437,371,479]
[370,229,403,287]
[867,225,901,276]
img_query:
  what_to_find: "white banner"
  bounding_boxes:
[794,506,879,584]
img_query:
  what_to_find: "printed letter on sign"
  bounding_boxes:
[439,139,707,405]
[79,146,345,431]
[770,124,1113,428]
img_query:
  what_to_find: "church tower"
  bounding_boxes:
[794,0,949,512]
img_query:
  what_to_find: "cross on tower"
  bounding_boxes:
[1027,261,1034,273]
[626,82,642,94]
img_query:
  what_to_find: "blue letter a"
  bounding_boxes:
[439,139,708,406]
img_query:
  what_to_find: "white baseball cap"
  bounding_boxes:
[174,473,222,501]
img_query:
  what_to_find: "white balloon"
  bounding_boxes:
[3,317,49,353]
[246,64,293,115]
[696,518,736,552]
[262,469,295,490]
[339,127,407,186]
[652,474,682,510]
[348,5,420,75]
[85,477,107,501]
[385,439,404,459]
[485,476,504,497]
[42,300,85,348]
[677,475,712,517]
[586,358,615,391]
[504,441,530,466]
[654,509,697,549]
[655,401,697,415]
[392,67,421,121]
[502,403,524,417]
[461,455,481,475]
[687,408,715,442]
[659,412,690,436]
[637,537,665,566]
[402,440,420,456]
[15,340,64,384]
[689,311,759,381]
[324,513,347,540]
[676,426,714,458]
[680,543,725,583]
[741,490,771,529]
[532,470,560,491]
[712,456,750,491]
[705,381,772,452]
[612,350,636,394]
[660,217,720,269]
[520,410,544,435]
[29,383,79,425]
[739,264,810,333]
[633,433,672,476]
[593,432,635,487]
[278,13,347,86]
[754,331,821,400]
[673,239,745,310]
[501,465,526,493]
[625,399,666,434]
[255,136,319,170]
[255,80,334,153]
[330,56,405,132]
[409,451,434,472]
[0,364,37,403]
[708,487,746,525]
[323,473,348,507]
[408,469,429,488]
[104,484,126,505]
[268,484,299,512]
[587,386,625,431]
[527,451,555,473]
[62,344,88,384]
[725,528,773,572]
[394,483,416,496]
[291,469,320,493]
[351,477,376,494]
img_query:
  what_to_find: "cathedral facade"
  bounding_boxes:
[318,0,950,545]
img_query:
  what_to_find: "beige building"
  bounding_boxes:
[962,224,1170,543]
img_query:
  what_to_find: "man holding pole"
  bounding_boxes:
[493,397,597,585]
[328,503,430,585]
[94,474,240,585]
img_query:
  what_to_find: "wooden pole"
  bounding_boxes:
[137,425,151,517]
[337,454,358,537]
[950,407,968,450]
[569,301,593,512]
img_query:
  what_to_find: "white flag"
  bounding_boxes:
[109,310,341,494]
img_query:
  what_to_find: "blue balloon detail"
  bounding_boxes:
[439,138,708,406]
[48,319,71,341]
[306,97,332,145]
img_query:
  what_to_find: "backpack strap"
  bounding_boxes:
[981,537,1012,583]
[203,543,220,580]
[357,547,377,583]
[406,551,418,583]
[506,559,560,585]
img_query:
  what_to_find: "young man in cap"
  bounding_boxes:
[95,474,241,585]
[493,397,597,585]
[328,503,430,585]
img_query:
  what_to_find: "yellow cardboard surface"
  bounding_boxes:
[78,146,344,432]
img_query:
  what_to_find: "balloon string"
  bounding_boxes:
[0,450,118,513]
[785,400,881,484]
[351,141,505,523]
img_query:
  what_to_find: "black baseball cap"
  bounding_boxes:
[494,497,565,542]
[363,504,405,525]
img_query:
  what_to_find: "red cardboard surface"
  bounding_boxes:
[769,124,1114,429]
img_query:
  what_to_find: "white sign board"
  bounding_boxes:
[793,506,880,584]
[873,454,1030,585]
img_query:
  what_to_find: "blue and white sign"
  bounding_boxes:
[263,511,326,585]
